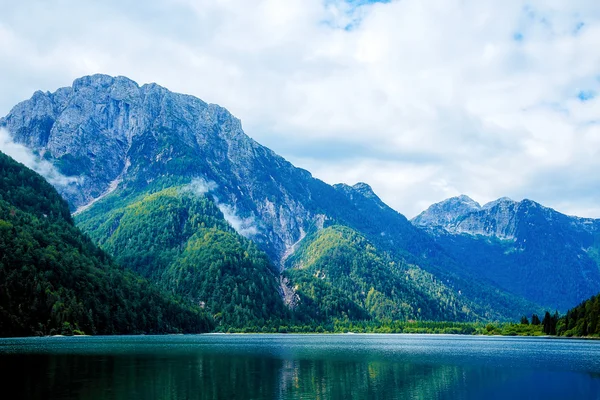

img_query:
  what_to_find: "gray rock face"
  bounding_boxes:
[414,196,526,239]
[413,195,482,229]
[1,74,420,267]
[413,196,600,241]
[414,195,523,239]
[0,75,311,263]
[453,198,520,240]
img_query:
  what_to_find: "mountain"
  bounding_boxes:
[0,74,454,266]
[0,74,542,322]
[1,74,323,264]
[75,180,537,324]
[412,196,600,311]
[0,151,212,337]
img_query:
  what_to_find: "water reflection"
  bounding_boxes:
[0,335,599,400]
[276,359,466,399]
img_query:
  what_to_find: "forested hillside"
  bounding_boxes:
[557,294,600,337]
[76,184,290,329]
[0,152,213,337]
[283,226,476,322]
[283,225,539,323]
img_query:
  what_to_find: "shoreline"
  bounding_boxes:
[0,332,598,341]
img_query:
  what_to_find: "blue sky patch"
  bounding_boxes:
[573,21,585,34]
[577,90,596,102]
[344,0,391,5]
[323,0,392,30]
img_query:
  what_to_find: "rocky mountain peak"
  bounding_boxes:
[482,197,516,209]
[2,74,422,267]
[1,74,258,204]
[412,194,481,228]
[413,195,522,239]
[332,182,389,211]
[412,194,600,310]
[72,74,133,91]
[455,194,479,204]
[352,182,375,195]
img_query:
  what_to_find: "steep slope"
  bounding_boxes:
[283,225,481,322]
[413,196,600,311]
[76,183,290,328]
[1,74,541,321]
[0,151,212,337]
[284,224,541,322]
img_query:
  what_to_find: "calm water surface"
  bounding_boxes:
[0,334,598,399]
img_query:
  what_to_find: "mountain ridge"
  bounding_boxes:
[412,195,600,310]
[0,74,565,321]
[1,74,451,269]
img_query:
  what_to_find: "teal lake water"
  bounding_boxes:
[0,334,599,399]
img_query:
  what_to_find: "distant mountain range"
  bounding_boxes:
[412,195,600,311]
[1,74,597,332]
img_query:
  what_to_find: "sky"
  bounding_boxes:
[0,0,599,218]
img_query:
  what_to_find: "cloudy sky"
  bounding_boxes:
[1,0,599,218]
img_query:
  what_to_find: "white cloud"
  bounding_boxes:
[1,0,599,218]
[0,128,82,187]
[217,203,259,238]
[185,177,218,196]
[184,178,259,237]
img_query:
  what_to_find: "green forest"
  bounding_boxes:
[0,152,212,336]
[284,225,479,322]
[76,185,291,329]
[557,295,600,337]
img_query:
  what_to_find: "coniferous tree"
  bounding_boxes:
[542,311,552,334]
[541,311,559,335]
[551,311,559,335]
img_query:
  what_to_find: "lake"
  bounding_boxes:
[0,334,598,399]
